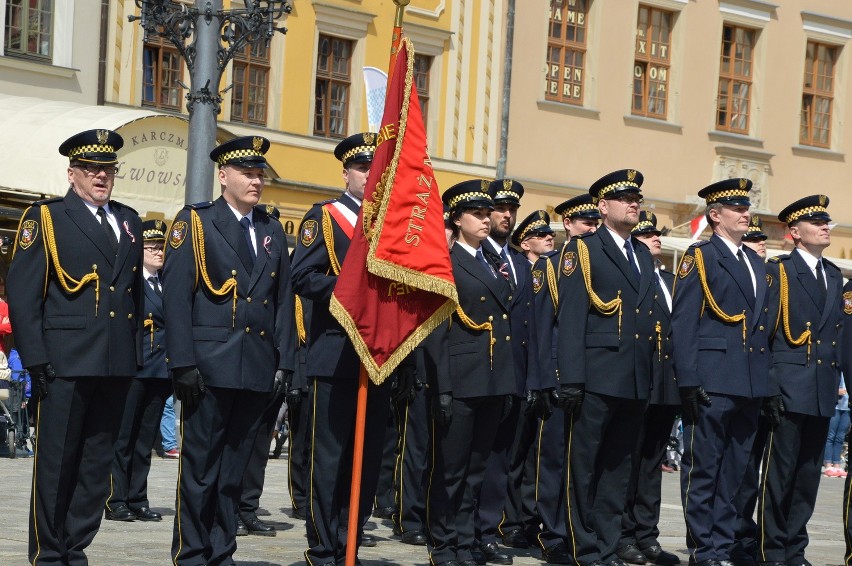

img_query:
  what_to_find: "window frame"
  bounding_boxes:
[3,0,53,62]
[632,5,673,120]
[141,35,184,112]
[800,40,837,149]
[231,41,271,127]
[715,23,757,135]
[545,0,589,106]
[413,53,432,125]
[314,33,353,139]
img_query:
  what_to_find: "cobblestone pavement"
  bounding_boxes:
[0,453,845,565]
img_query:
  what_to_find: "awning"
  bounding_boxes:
[0,94,279,219]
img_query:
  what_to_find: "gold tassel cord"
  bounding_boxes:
[144,317,154,353]
[40,206,100,316]
[190,210,238,327]
[778,263,812,365]
[655,321,663,362]
[295,295,307,345]
[545,258,558,311]
[694,248,747,350]
[321,207,342,276]
[454,305,494,369]
[576,239,623,338]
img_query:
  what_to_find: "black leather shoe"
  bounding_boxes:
[372,505,396,520]
[361,533,377,547]
[133,506,162,521]
[756,563,786,566]
[542,542,573,564]
[786,561,812,566]
[401,530,427,545]
[235,516,248,536]
[480,542,512,565]
[470,548,486,565]
[641,545,680,565]
[459,561,479,566]
[605,560,629,566]
[105,504,136,521]
[501,528,529,549]
[694,561,722,566]
[618,545,648,565]
[292,507,306,520]
[242,515,276,536]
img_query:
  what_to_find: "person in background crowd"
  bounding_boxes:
[160,395,180,458]
[823,373,849,478]
[105,219,170,523]
[8,128,143,565]
[741,215,768,259]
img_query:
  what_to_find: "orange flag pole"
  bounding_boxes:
[344,3,409,565]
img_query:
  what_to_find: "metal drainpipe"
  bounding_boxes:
[97,0,110,106]
[495,0,515,179]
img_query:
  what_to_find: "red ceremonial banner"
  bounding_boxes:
[330,37,458,384]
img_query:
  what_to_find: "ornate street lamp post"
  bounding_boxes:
[129,0,291,204]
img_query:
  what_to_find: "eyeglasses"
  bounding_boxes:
[143,245,165,253]
[610,194,644,205]
[76,164,120,176]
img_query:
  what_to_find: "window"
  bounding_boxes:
[545,0,588,104]
[800,41,836,148]
[232,42,270,126]
[632,6,672,119]
[142,36,184,111]
[716,25,755,134]
[413,54,432,124]
[4,0,53,61]
[315,34,353,138]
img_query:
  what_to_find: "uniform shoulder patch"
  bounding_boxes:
[844,291,852,315]
[562,251,577,277]
[185,201,214,210]
[18,219,39,250]
[690,240,711,248]
[532,269,544,294]
[301,219,319,247]
[574,231,594,239]
[313,198,336,207]
[32,196,63,207]
[169,220,189,249]
[678,254,695,279]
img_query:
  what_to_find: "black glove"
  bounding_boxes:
[680,386,711,421]
[27,363,55,401]
[172,366,206,412]
[762,394,785,428]
[268,369,292,408]
[432,393,453,427]
[524,390,540,416]
[391,365,416,404]
[533,389,555,421]
[557,383,585,415]
[500,395,514,422]
[287,387,303,410]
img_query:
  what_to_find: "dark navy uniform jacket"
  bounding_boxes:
[163,197,295,392]
[290,192,360,379]
[671,234,769,398]
[137,274,167,378]
[765,250,842,416]
[556,227,656,399]
[425,243,516,398]
[532,246,565,389]
[8,188,144,377]
[649,269,679,406]
[483,241,543,394]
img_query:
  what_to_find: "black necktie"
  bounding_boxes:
[240,217,256,260]
[816,260,827,308]
[737,249,755,297]
[499,248,516,292]
[476,249,496,278]
[97,207,118,253]
[624,239,640,282]
[148,275,162,297]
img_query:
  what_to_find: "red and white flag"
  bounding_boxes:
[690,214,708,240]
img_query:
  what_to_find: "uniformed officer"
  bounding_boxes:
[425,180,515,566]
[757,195,843,566]
[105,219,170,524]
[286,293,312,520]
[618,211,680,566]
[671,178,769,566]
[8,128,144,565]
[557,170,656,566]
[290,132,394,565]
[842,282,852,565]
[164,136,295,565]
[529,194,600,565]
[741,214,768,258]
[475,179,542,566]
[513,210,555,264]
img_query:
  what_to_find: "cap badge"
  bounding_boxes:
[627,170,637,182]
[96,130,109,145]
[363,132,376,145]
[480,180,490,192]
[503,179,513,191]
[252,137,263,151]
[739,178,748,190]
[819,194,827,206]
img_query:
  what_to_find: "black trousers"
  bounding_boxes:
[757,412,830,563]
[731,417,770,562]
[237,394,284,519]
[108,377,171,512]
[620,404,679,550]
[374,408,399,511]
[287,388,311,517]
[476,397,520,545]
[428,396,502,565]
[536,407,567,551]
[394,385,430,534]
[565,392,646,564]
[681,393,759,564]
[499,397,542,542]
[29,376,130,566]
[304,377,390,565]
[171,387,267,566]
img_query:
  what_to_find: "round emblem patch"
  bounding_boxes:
[301,219,318,247]
[562,252,577,277]
[844,291,852,315]
[532,269,544,294]
[169,220,188,249]
[18,219,38,250]
[678,255,695,279]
